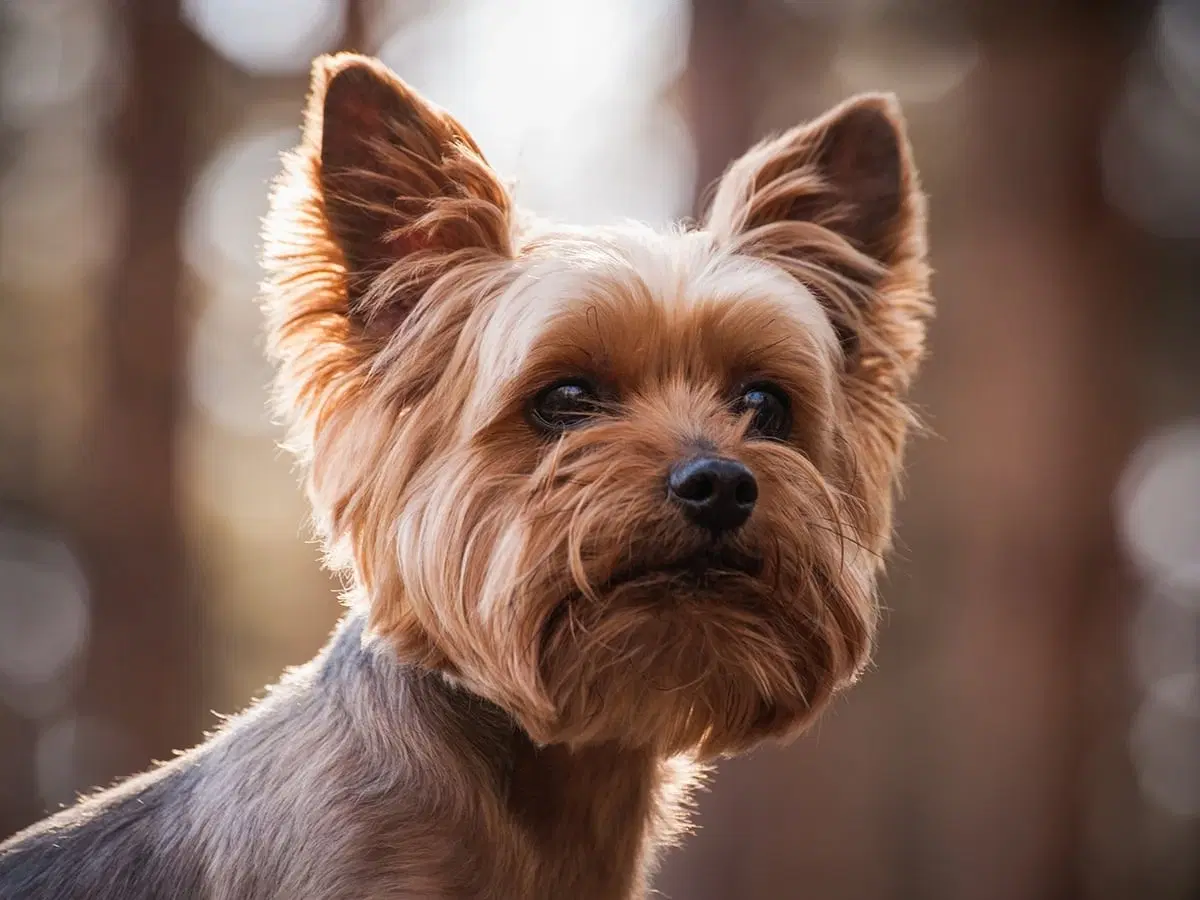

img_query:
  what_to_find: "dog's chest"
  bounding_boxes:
[492,741,661,899]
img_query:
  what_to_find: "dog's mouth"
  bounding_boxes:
[539,544,772,690]
[601,546,764,592]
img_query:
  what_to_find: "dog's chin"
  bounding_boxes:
[532,556,860,759]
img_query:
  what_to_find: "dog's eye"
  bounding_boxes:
[734,382,792,440]
[531,380,602,432]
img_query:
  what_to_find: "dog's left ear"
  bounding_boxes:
[704,94,929,368]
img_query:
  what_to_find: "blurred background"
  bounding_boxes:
[0,0,1197,897]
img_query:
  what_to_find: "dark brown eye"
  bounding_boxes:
[734,382,792,440]
[531,379,602,432]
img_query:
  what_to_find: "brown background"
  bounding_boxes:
[1,1,1197,898]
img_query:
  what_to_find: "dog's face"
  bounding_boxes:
[263,55,931,758]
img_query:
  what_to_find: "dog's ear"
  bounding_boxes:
[313,55,512,323]
[264,53,513,342]
[261,53,515,447]
[704,94,928,369]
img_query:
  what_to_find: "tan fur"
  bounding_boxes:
[256,52,932,894]
[0,53,931,900]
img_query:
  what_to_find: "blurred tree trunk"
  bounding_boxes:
[920,9,1143,899]
[69,0,203,787]
[342,0,370,52]
[685,0,757,219]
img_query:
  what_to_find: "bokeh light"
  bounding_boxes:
[0,0,121,126]
[184,122,300,280]
[182,0,345,76]
[1118,421,1200,822]
[1103,2,1200,240]
[377,0,695,225]
[1130,671,1200,818]
[0,524,88,719]
[1116,421,1200,591]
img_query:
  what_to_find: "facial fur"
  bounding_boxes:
[262,55,931,761]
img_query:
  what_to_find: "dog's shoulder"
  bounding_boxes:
[0,758,205,900]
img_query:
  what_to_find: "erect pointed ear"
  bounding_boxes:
[290,53,513,327]
[704,94,929,363]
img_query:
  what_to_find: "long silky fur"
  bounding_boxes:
[1,54,932,900]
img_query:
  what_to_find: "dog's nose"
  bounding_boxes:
[667,456,758,535]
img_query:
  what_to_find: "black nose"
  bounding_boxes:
[667,456,758,535]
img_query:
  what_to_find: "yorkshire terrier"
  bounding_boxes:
[0,54,931,899]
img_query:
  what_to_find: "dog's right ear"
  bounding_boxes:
[263,53,513,345]
[312,55,513,326]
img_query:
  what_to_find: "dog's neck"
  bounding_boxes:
[277,613,681,897]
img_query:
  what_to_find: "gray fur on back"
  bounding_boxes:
[0,617,516,899]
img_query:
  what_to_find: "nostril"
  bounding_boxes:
[734,476,758,507]
[676,473,715,504]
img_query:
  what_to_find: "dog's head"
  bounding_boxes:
[263,54,931,759]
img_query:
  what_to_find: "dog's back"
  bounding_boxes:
[0,760,204,900]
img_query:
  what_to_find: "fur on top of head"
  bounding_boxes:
[261,53,931,759]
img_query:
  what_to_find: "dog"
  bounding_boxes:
[0,53,931,899]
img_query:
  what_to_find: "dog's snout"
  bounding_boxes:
[667,456,757,535]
